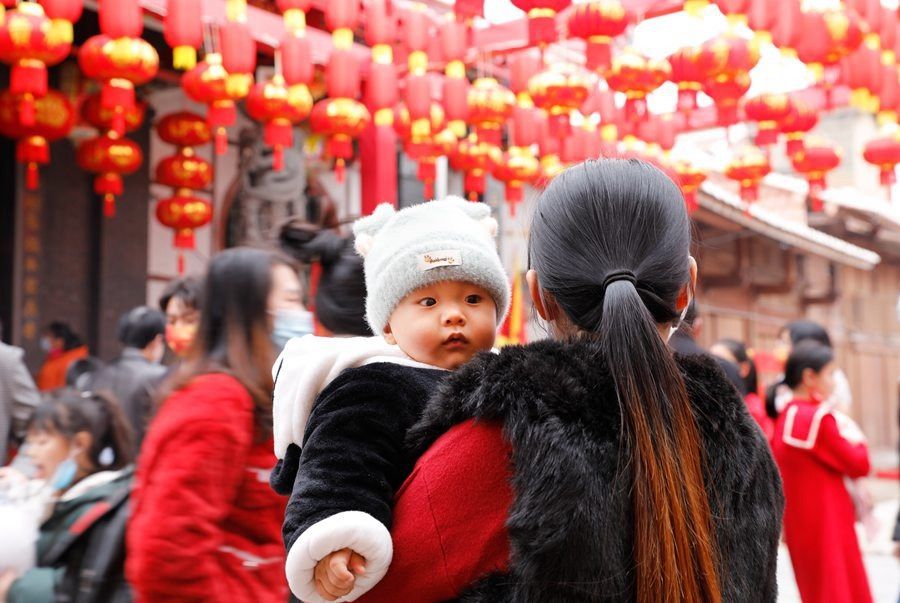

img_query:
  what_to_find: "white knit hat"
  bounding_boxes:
[352,196,511,336]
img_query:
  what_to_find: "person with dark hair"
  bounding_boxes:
[158,276,202,358]
[127,248,302,603]
[771,341,873,603]
[360,159,783,602]
[279,220,371,337]
[65,356,105,391]
[668,302,748,397]
[36,322,89,391]
[0,389,134,602]
[712,338,772,439]
[0,321,40,465]
[88,306,167,452]
[769,319,854,419]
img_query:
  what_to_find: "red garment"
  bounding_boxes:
[36,345,88,391]
[772,398,872,603]
[360,419,512,602]
[745,392,773,441]
[127,373,288,603]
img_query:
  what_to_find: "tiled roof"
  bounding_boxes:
[699,181,881,270]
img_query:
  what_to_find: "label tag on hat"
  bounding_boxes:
[418,250,462,271]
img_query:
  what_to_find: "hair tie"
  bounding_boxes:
[602,269,637,292]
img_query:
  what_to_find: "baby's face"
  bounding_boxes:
[384,281,497,370]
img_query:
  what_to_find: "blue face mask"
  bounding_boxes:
[50,451,79,491]
[271,309,315,350]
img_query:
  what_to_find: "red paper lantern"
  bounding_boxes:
[441,19,469,137]
[668,46,706,114]
[770,0,803,55]
[698,27,761,79]
[467,77,515,148]
[863,133,900,187]
[310,97,371,182]
[276,0,312,34]
[246,74,313,171]
[842,39,884,113]
[365,61,398,126]
[81,92,146,134]
[394,102,446,146]
[492,146,540,216]
[156,193,214,273]
[876,62,899,126]
[76,133,144,217]
[165,0,202,70]
[567,1,630,72]
[528,62,594,139]
[704,71,751,126]
[0,88,74,189]
[78,34,159,136]
[182,53,239,155]
[779,98,818,156]
[0,2,71,126]
[747,0,778,45]
[743,93,791,146]
[98,0,142,39]
[713,0,750,22]
[38,0,83,44]
[790,138,841,212]
[725,147,771,203]
[795,8,863,81]
[511,0,571,46]
[605,49,670,124]
[156,152,213,191]
[450,133,501,200]
[220,15,257,99]
[672,160,706,214]
[157,112,212,148]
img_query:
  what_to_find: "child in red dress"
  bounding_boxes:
[770,341,872,603]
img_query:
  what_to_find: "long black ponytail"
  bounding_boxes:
[529,159,720,603]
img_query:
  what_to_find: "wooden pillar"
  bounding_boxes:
[359,120,397,215]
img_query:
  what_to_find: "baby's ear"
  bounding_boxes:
[352,203,395,257]
[440,195,498,238]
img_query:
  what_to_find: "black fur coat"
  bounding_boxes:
[407,339,785,603]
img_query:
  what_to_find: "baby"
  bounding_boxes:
[270,197,510,602]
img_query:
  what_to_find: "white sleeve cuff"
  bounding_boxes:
[285,510,393,603]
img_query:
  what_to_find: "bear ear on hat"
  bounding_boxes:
[440,195,498,238]
[352,203,395,257]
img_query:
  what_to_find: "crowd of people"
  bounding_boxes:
[0,157,889,602]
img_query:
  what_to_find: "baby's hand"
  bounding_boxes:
[314,548,366,601]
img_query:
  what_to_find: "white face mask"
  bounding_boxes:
[667,304,690,342]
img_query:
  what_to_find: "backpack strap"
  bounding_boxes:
[41,484,130,567]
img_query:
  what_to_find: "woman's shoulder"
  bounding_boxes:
[410,339,615,452]
[155,373,254,432]
[167,373,252,409]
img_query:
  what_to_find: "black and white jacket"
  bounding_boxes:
[269,336,446,603]
[407,339,785,602]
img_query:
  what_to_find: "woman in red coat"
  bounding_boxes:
[770,341,873,603]
[359,159,783,603]
[127,248,305,603]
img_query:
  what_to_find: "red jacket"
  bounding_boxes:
[36,346,88,391]
[361,419,512,602]
[127,373,288,603]
[772,398,872,603]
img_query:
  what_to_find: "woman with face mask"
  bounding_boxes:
[770,341,873,603]
[158,277,203,359]
[0,390,135,602]
[127,248,302,603]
